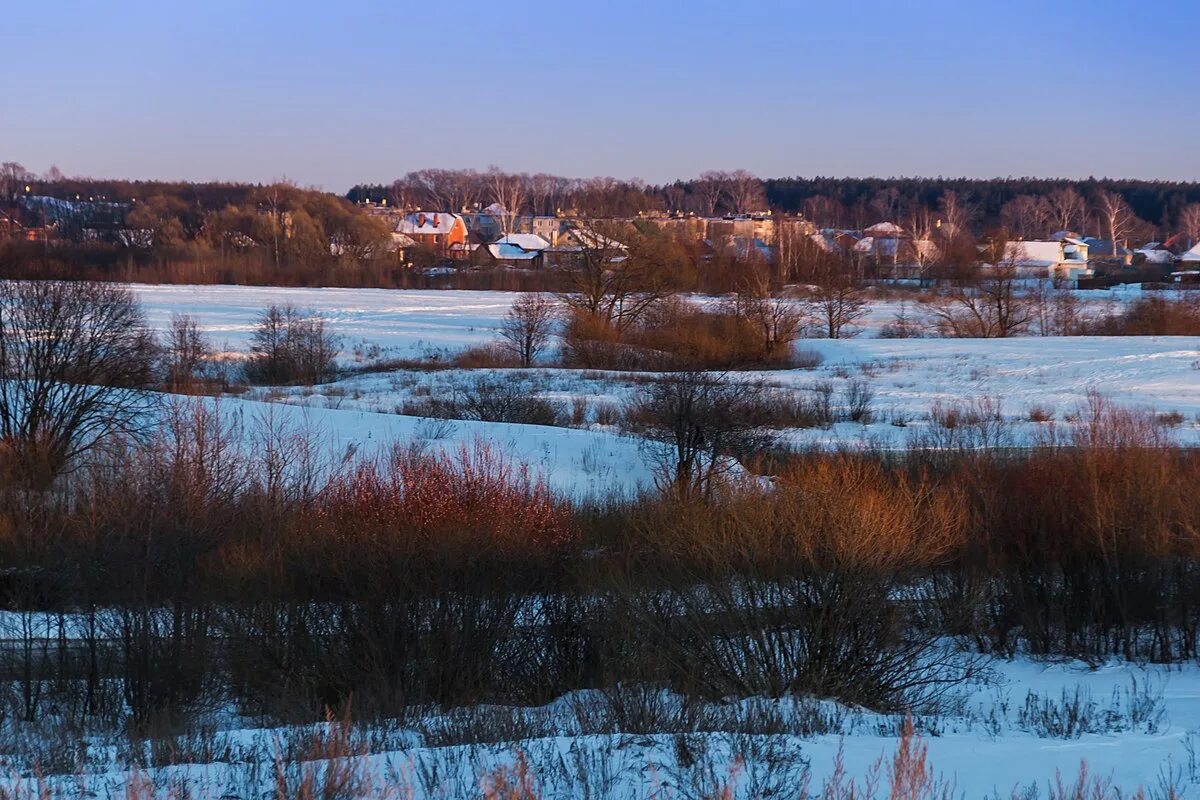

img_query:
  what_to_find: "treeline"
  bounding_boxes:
[762,175,1200,232]
[1,169,396,286]
[349,167,1200,237]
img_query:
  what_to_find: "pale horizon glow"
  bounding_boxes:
[6,0,1199,191]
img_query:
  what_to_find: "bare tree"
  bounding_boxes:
[626,371,772,499]
[1,162,32,202]
[726,169,766,214]
[731,268,806,361]
[804,282,869,339]
[1177,203,1200,247]
[486,167,527,234]
[904,206,941,279]
[930,237,1031,337]
[803,195,845,228]
[558,221,669,333]
[937,190,976,237]
[1045,187,1086,233]
[498,293,557,367]
[163,313,213,390]
[869,188,901,223]
[693,171,728,216]
[1092,189,1136,247]
[1000,195,1053,239]
[0,281,157,484]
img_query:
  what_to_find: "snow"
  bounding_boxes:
[8,655,1200,796]
[488,242,542,260]
[132,285,517,358]
[132,285,1200,454]
[493,233,550,251]
[200,394,652,501]
[396,211,463,235]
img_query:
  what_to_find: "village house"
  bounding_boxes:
[395,211,467,258]
[484,233,551,267]
[1003,239,1092,281]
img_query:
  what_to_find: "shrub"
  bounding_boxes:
[1083,295,1200,336]
[454,376,563,426]
[842,379,875,424]
[454,343,522,368]
[244,305,340,385]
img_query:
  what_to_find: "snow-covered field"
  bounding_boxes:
[200,394,652,500]
[9,656,1200,797]
[5,285,1198,796]
[134,285,519,359]
[131,284,1200,477]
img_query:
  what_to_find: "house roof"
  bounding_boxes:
[396,211,462,235]
[864,221,904,236]
[493,233,550,251]
[1082,237,1133,258]
[1049,230,1082,241]
[488,243,541,260]
[554,228,627,251]
[1179,243,1200,263]
[1137,248,1174,265]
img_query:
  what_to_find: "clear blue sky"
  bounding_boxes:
[5,0,1198,190]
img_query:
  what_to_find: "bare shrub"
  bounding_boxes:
[842,379,875,424]
[162,312,213,391]
[454,342,521,368]
[913,396,1012,450]
[609,461,975,708]
[1083,295,1200,336]
[498,292,557,367]
[804,282,869,339]
[245,305,340,385]
[624,372,774,498]
[454,375,562,426]
[811,381,836,428]
[879,299,927,339]
[1027,404,1055,423]
[929,259,1031,338]
[730,268,808,359]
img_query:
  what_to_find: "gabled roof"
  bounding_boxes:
[864,221,904,236]
[396,211,463,235]
[551,227,627,251]
[493,233,550,251]
[488,243,541,260]
[1179,243,1200,263]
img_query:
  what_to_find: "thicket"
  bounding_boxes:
[0,398,1197,741]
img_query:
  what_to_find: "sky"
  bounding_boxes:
[4,0,1198,191]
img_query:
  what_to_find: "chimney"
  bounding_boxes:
[433,213,440,228]
[417,212,426,228]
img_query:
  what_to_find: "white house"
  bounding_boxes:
[1003,239,1092,281]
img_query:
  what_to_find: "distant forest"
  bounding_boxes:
[347,170,1200,236]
